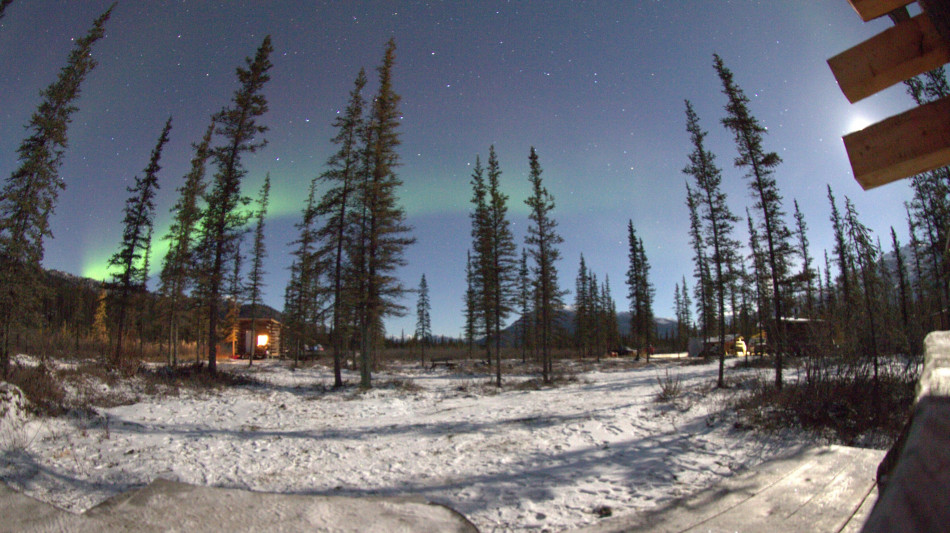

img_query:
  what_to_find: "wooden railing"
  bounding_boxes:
[861,331,950,531]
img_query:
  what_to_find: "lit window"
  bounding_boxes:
[257,334,268,347]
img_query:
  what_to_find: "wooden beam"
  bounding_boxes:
[844,95,950,189]
[848,0,914,21]
[920,0,950,47]
[829,13,950,103]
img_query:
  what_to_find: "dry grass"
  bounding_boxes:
[5,364,68,416]
[733,364,915,446]
[654,368,683,402]
[137,362,260,392]
[735,355,777,369]
[376,378,425,393]
[5,355,266,417]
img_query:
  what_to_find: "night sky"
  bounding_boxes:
[0,1,922,338]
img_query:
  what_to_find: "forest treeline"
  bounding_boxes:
[1,4,945,403]
[0,7,420,389]
[0,6,575,390]
[670,56,949,395]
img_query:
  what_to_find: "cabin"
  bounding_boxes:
[687,334,740,357]
[219,317,282,359]
[686,319,829,358]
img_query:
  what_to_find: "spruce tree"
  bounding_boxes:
[316,69,367,387]
[683,100,739,387]
[108,117,172,367]
[136,225,155,356]
[715,53,793,389]
[574,255,591,356]
[904,68,950,328]
[828,186,854,321]
[680,276,692,338]
[685,184,714,343]
[468,156,491,364]
[225,236,245,355]
[845,197,882,386]
[589,272,602,358]
[637,236,655,358]
[285,178,319,361]
[282,259,306,359]
[626,222,643,351]
[792,200,816,315]
[725,256,740,335]
[246,174,270,366]
[463,250,477,357]
[737,259,755,337]
[602,276,620,356]
[905,208,926,312]
[159,121,213,366]
[823,250,836,317]
[905,202,940,328]
[469,147,518,385]
[524,147,564,383]
[353,38,415,388]
[626,222,655,360]
[196,36,273,375]
[0,5,112,376]
[890,227,915,355]
[674,277,693,352]
[747,208,771,347]
[905,170,950,327]
[673,282,684,349]
[224,238,243,359]
[139,226,154,289]
[517,248,531,363]
[415,274,431,365]
[485,147,518,386]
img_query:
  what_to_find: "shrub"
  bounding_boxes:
[5,363,67,416]
[378,379,423,392]
[138,363,259,392]
[733,368,915,445]
[655,368,682,402]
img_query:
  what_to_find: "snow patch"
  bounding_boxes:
[0,359,808,532]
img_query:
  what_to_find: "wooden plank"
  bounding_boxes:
[920,0,950,51]
[848,0,914,22]
[697,447,880,533]
[829,13,950,103]
[774,448,880,532]
[580,446,886,533]
[843,95,950,189]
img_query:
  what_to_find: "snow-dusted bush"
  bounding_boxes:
[5,363,66,415]
[0,383,30,449]
[655,368,683,402]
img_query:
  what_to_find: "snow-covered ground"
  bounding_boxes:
[1,356,809,532]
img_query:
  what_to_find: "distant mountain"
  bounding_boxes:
[47,269,105,291]
[881,243,918,283]
[495,309,676,347]
[47,268,283,321]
